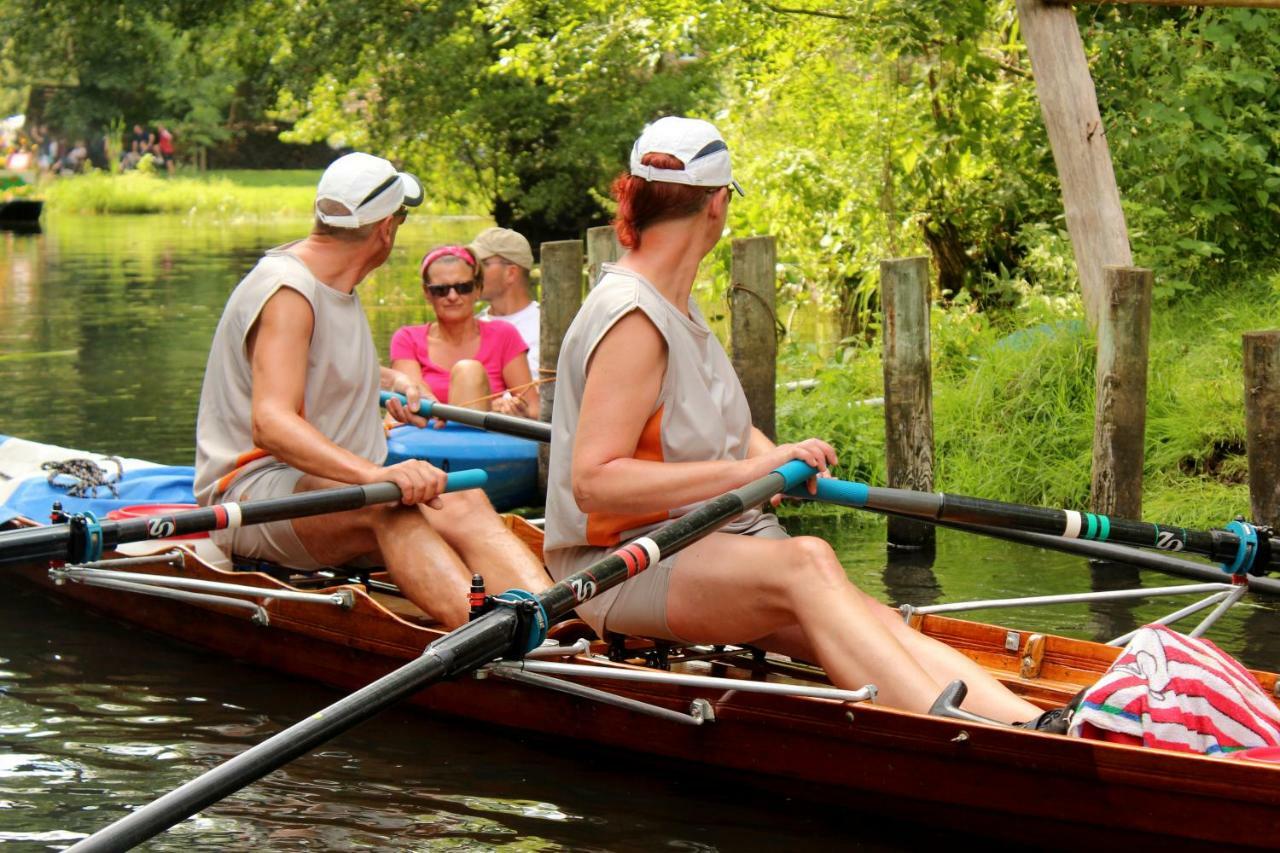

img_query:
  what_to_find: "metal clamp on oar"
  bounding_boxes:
[1220,519,1266,577]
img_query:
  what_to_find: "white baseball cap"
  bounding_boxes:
[629,116,745,196]
[315,152,425,228]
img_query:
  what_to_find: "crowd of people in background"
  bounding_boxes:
[0,121,175,176]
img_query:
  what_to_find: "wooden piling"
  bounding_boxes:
[586,226,622,290]
[1244,331,1280,527]
[881,256,935,549]
[730,237,778,441]
[1090,266,1152,518]
[537,240,584,492]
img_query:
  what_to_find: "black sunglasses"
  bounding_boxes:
[425,282,476,298]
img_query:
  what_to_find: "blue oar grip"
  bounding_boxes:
[444,469,488,493]
[803,478,870,508]
[379,389,437,418]
[772,460,819,491]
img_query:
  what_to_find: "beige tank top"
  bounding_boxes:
[544,264,758,575]
[194,243,386,505]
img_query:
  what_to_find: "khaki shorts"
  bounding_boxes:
[562,513,788,643]
[208,465,322,569]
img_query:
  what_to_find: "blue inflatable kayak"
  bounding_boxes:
[384,423,539,511]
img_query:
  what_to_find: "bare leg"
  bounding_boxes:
[426,489,550,594]
[663,533,1041,721]
[449,359,492,410]
[289,475,473,627]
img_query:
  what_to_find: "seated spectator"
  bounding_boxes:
[470,227,540,376]
[390,245,539,419]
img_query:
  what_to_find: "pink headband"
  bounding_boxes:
[420,245,476,280]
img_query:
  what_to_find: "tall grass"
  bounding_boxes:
[779,271,1280,530]
[39,169,484,218]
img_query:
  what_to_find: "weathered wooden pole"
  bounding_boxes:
[1243,331,1280,528]
[537,240,584,492]
[1090,266,1152,518]
[586,226,622,290]
[881,256,935,549]
[1017,0,1133,329]
[730,236,778,441]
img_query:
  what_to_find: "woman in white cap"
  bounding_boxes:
[543,116,1053,725]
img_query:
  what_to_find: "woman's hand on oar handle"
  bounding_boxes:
[361,460,448,509]
[761,438,837,502]
[383,372,436,429]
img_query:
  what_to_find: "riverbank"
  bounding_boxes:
[37,169,484,218]
[778,272,1280,530]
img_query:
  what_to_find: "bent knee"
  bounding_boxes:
[785,536,848,587]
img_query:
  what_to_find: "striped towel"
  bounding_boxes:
[1068,624,1280,756]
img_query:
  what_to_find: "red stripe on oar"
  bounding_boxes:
[617,547,639,577]
[212,506,229,530]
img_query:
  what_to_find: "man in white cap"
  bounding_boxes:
[470,226,540,377]
[194,153,549,627]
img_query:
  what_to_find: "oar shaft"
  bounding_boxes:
[799,479,1268,572]
[67,609,521,853]
[0,471,487,566]
[73,459,817,851]
[380,391,550,443]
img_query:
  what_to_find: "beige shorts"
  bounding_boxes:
[563,513,788,643]
[208,465,322,570]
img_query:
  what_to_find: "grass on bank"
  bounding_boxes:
[777,273,1280,531]
[39,168,483,218]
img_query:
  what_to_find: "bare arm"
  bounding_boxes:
[493,354,540,420]
[570,312,835,515]
[247,287,444,504]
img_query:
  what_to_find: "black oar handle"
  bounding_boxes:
[791,478,1274,576]
[0,470,487,567]
[69,460,816,853]
[379,390,551,443]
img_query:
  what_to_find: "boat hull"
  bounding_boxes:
[8,540,1280,849]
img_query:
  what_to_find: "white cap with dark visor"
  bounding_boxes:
[315,152,425,228]
[629,116,745,196]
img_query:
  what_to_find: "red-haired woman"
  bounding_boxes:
[544,117,1054,726]
[390,245,539,419]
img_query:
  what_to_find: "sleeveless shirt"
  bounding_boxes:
[194,243,386,505]
[544,264,759,576]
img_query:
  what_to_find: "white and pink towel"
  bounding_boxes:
[1069,624,1280,756]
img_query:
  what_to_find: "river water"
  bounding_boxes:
[2,214,1278,850]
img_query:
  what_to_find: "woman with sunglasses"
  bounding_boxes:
[390,245,539,419]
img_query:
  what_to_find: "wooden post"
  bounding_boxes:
[730,237,778,441]
[881,256,935,549]
[1244,331,1280,527]
[1090,266,1152,518]
[537,240,584,493]
[1017,0,1133,329]
[585,226,621,290]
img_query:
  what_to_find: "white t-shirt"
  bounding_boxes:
[479,300,540,375]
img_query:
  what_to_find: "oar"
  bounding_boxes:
[67,459,819,853]
[0,470,488,567]
[788,478,1275,577]
[379,392,1276,582]
[380,390,550,443]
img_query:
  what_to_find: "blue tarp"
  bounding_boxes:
[1,466,197,526]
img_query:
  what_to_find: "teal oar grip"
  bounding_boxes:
[380,389,436,417]
[443,469,487,492]
[772,460,819,491]
[801,478,869,507]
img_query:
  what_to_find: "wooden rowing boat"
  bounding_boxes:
[5,512,1280,849]
[4,435,1280,848]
